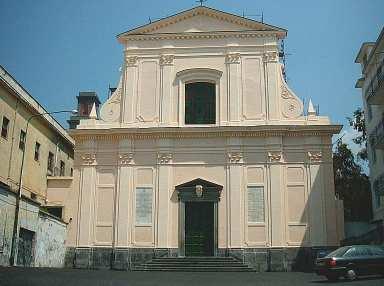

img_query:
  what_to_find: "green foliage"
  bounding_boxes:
[333,141,372,221]
[347,107,368,161]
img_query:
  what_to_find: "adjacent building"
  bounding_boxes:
[64,6,343,271]
[0,65,74,266]
[355,27,384,242]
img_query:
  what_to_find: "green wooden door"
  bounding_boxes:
[185,202,214,256]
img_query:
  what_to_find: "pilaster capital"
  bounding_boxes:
[262,51,278,63]
[225,53,241,64]
[268,151,283,163]
[307,151,322,163]
[159,54,174,66]
[227,152,243,164]
[125,56,138,67]
[119,152,134,165]
[157,152,173,164]
[81,153,96,166]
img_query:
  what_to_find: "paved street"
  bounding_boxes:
[0,267,383,286]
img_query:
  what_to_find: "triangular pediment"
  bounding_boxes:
[117,6,286,39]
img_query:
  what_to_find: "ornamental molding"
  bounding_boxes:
[157,152,173,164]
[262,51,278,63]
[268,151,282,163]
[225,53,241,64]
[227,152,243,163]
[159,54,174,66]
[307,151,322,163]
[81,153,96,165]
[125,56,138,67]
[119,152,134,165]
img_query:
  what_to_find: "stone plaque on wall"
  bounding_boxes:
[135,187,152,224]
[248,186,264,223]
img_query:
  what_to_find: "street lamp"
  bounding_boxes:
[9,109,77,266]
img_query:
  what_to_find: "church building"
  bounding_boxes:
[65,6,344,271]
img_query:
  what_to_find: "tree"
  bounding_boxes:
[347,107,368,161]
[333,141,372,221]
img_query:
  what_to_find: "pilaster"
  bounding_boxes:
[160,55,174,124]
[225,53,241,122]
[263,51,279,121]
[115,139,134,247]
[121,55,138,123]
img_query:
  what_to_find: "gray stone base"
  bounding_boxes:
[66,246,336,271]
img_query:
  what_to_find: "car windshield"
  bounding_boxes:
[325,246,350,258]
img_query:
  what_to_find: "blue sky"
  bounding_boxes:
[0,0,383,139]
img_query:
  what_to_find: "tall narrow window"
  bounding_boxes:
[34,142,40,161]
[1,116,10,139]
[185,82,215,124]
[248,186,265,223]
[47,152,54,172]
[19,130,26,150]
[135,187,152,224]
[60,160,65,176]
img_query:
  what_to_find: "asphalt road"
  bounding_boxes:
[0,267,383,286]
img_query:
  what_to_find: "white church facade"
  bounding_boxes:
[64,6,344,271]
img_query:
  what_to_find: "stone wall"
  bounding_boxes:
[67,246,336,272]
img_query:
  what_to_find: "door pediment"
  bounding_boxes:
[176,178,223,202]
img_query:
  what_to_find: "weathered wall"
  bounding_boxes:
[0,187,67,267]
[0,187,15,266]
[34,212,67,267]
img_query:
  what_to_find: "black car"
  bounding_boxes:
[315,245,384,281]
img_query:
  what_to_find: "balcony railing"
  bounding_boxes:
[366,58,384,105]
[370,117,384,149]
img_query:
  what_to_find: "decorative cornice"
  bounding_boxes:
[307,151,322,163]
[125,56,138,67]
[268,151,282,163]
[81,153,96,165]
[119,153,134,165]
[227,152,243,163]
[225,53,241,64]
[70,125,342,142]
[157,152,172,164]
[123,31,283,42]
[159,55,174,66]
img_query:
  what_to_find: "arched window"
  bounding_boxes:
[176,68,222,126]
[185,82,215,124]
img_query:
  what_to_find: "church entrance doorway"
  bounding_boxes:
[176,178,222,257]
[185,202,214,256]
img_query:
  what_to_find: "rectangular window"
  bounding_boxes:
[1,116,10,139]
[19,130,26,150]
[248,186,265,223]
[135,187,152,224]
[47,152,54,172]
[70,168,73,176]
[60,160,65,176]
[34,142,40,161]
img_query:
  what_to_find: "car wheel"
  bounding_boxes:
[345,269,357,281]
[325,274,339,281]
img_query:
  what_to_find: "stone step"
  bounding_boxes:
[134,256,253,272]
[134,266,254,272]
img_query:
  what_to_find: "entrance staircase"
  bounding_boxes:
[134,256,254,272]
